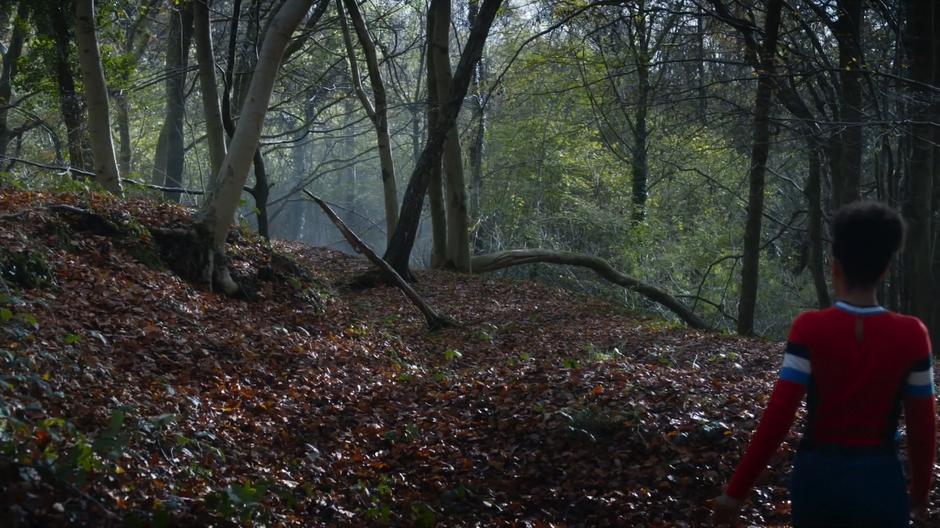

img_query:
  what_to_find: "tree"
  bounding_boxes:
[383,0,503,278]
[154,2,194,201]
[73,0,122,194]
[830,0,865,209]
[195,0,227,188]
[428,0,470,271]
[337,0,399,241]
[41,1,91,172]
[466,0,486,230]
[900,0,939,343]
[0,1,29,160]
[196,0,315,294]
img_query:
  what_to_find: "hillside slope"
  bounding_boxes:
[0,190,917,527]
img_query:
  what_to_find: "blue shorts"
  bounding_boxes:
[790,449,909,527]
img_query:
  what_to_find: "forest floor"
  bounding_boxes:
[0,189,928,527]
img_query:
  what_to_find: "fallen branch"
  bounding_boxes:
[470,250,711,330]
[302,189,458,331]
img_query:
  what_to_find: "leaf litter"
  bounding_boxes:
[0,189,933,527]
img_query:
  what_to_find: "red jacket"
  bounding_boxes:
[726,301,936,504]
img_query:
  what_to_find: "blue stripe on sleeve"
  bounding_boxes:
[780,367,810,385]
[785,341,810,359]
[912,357,932,371]
[905,384,934,398]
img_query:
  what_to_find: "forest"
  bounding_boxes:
[0,0,938,526]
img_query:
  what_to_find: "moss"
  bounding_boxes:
[0,247,54,289]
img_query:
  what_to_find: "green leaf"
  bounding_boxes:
[411,502,438,528]
[92,409,127,459]
[64,333,80,345]
[0,308,11,322]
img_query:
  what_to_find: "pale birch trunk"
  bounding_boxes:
[73,0,122,195]
[195,0,227,189]
[198,0,313,252]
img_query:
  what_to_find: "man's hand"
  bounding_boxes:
[712,493,743,526]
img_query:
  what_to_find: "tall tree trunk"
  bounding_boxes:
[429,0,470,271]
[115,0,157,178]
[467,0,486,230]
[49,4,89,172]
[631,1,650,224]
[73,0,122,194]
[232,0,262,115]
[806,140,830,308]
[342,95,359,227]
[831,0,864,209]
[426,36,447,269]
[195,0,227,189]
[252,149,270,239]
[901,0,938,344]
[0,1,28,159]
[338,0,399,241]
[198,0,314,252]
[284,115,309,241]
[696,5,707,123]
[151,124,168,185]
[383,0,502,278]
[161,3,195,202]
[736,0,783,336]
[115,92,132,176]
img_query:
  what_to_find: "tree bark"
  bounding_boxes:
[467,0,486,231]
[252,149,270,239]
[197,0,314,256]
[0,1,28,160]
[436,0,470,272]
[73,0,123,195]
[831,0,864,210]
[195,0,227,189]
[426,32,447,269]
[338,0,399,241]
[160,2,195,202]
[630,0,650,223]
[806,140,831,308]
[429,0,470,271]
[696,5,707,123]
[48,3,89,172]
[471,250,710,330]
[115,92,132,176]
[114,0,157,178]
[383,0,502,278]
[736,0,783,336]
[901,0,938,344]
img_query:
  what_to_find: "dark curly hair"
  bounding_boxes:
[831,201,905,289]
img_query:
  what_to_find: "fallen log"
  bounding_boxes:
[470,249,710,330]
[303,189,458,331]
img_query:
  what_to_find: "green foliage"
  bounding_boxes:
[205,480,273,523]
[443,348,462,362]
[0,248,54,289]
